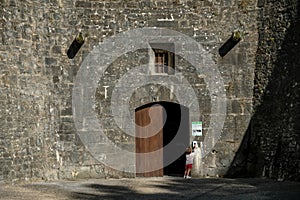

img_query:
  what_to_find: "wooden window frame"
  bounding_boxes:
[150,43,175,75]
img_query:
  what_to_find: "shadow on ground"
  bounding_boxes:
[2,177,300,200]
[28,177,299,200]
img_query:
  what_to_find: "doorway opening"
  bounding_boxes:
[135,101,190,177]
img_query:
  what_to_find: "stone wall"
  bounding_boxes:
[0,1,58,181]
[227,0,300,181]
[0,0,260,182]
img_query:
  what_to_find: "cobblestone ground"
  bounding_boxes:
[1,177,300,200]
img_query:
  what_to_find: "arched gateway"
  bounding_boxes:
[135,102,189,177]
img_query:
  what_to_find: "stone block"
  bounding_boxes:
[257,0,265,7]
[45,57,57,65]
[75,1,91,8]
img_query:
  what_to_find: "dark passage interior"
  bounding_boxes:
[162,102,190,176]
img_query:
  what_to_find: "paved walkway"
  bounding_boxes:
[1,177,300,199]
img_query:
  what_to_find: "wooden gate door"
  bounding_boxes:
[135,104,163,177]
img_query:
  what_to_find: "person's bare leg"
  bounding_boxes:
[184,168,187,178]
[187,168,191,178]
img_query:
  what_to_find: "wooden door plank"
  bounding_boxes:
[135,105,164,177]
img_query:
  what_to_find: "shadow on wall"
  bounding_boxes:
[225,1,300,181]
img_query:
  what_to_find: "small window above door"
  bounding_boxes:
[150,43,175,75]
[153,49,175,75]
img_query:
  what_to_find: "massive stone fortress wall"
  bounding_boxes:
[0,0,298,182]
[228,0,300,181]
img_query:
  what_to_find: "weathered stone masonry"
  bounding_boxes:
[227,0,300,181]
[0,0,298,182]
